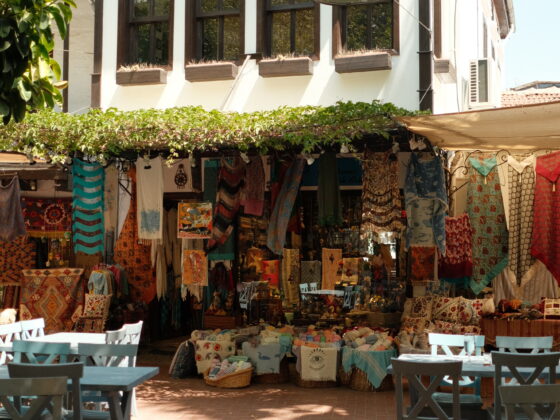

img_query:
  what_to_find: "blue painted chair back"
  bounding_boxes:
[500,383,560,420]
[77,343,138,367]
[12,341,72,364]
[496,336,553,353]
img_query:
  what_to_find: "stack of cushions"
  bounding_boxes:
[397,296,493,353]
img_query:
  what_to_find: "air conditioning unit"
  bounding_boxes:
[469,58,490,107]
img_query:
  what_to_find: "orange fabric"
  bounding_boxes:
[480,318,560,351]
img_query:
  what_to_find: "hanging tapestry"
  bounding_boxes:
[267,159,305,255]
[208,158,245,249]
[262,260,280,288]
[0,237,35,285]
[182,250,208,286]
[439,214,473,284]
[22,197,72,238]
[103,164,119,236]
[163,158,200,192]
[20,268,84,333]
[301,261,321,285]
[2,285,19,309]
[114,169,155,304]
[241,156,266,216]
[505,155,536,283]
[282,248,300,305]
[0,176,26,241]
[341,258,361,284]
[322,248,342,290]
[203,160,235,260]
[466,156,508,294]
[300,345,338,382]
[360,150,403,236]
[409,246,437,286]
[72,159,104,254]
[317,152,342,227]
[177,202,212,239]
[136,156,164,240]
[531,151,560,283]
[404,153,448,253]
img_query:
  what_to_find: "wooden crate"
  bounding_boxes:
[203,315,240,330]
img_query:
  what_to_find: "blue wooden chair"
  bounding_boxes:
[491,351,560,420]
[0,376,67,420]
[496,336,553,353]
[499,383,560,420]
[12,341,72,364]
[77,343,138,368]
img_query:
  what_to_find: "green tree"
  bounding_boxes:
[0,0,75,124]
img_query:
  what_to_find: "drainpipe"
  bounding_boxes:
[63,25,70,112]
[91,0,103,109]
[418,0,433,111]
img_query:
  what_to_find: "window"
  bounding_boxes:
[260,0,319,58]
[117,0,174,67]
[186,0,244,63]
[333,0,398,56]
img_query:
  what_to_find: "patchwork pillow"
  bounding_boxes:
[409,296,433,319]
[457,298,480,325]
[451,324,481,335]
[401,316,432,332]
[432,296,461,323]
[470,298,495,316]
[433,320,455,334]
[83,294,112,319]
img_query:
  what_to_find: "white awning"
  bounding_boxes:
[395,101,560,151]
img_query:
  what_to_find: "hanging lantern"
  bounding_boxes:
[174,163,188,189]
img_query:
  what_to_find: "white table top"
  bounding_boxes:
[25,332,106,345]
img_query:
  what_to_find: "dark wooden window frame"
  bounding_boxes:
[117,0,175,68]
[185,0,245,65]
[257,0,321,61]
[332,0,399,58]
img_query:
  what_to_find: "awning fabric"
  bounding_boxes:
[395,100,560,151]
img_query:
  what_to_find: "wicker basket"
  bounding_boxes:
[204,367,253,388]
[338,366,352,386]
[348,368,394,392]
[254,358,290,384]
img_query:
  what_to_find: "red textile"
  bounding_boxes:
[409,246,436,286]
[531,151,560,284]
[438,214,473,279]
[21,197,72,238]
[114,169,155,303]
[0,237,35,285]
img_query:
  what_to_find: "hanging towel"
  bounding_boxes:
[466,156,508,294]
[267,158,305,255]
[282,248,301,306]
[318,152,342,227]
[241,156,266,216]
[136,156,164,240]
[322,248,342,290]
[0,177,26,241]
[72,159,104,254]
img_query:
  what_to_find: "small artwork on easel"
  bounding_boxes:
[177,202,212,239]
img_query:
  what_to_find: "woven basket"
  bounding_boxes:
[338,366,352,386]
[349,368,394,392]
[254,358,290,384]
[204,367,253,388]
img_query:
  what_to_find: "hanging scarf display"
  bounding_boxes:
[136,156,164,240]
[282,248,301,306]
[360,150,403,236]
[438,214,473,284]
[103,164,119,236]
[241,156,266,216]
[318,152,342,227]
[531,151,560,283]
[404,153,448,253]
[267,158,305,255]
[114,169,155,303]
[180,238,205,301]
[22,197,72,239]
[182,250,208,286]
[0,176,26,241]
[322,248,342,290]
[301,261,321,285]
[409,246,437,286]
[262,260,280,288]
[72,159,104,254]
[466,156,508,294]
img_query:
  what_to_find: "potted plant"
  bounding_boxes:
[185,61,238,82]
[259,55,313,78]
[116,64,168,85]
[334,50,392,74]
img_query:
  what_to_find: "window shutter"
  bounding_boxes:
[469,60,479,104]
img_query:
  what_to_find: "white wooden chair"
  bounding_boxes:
[19,318,45,340]
[500,384,560,420]
[123,321,143,345]
[491,351,560,420]
[392,358,462,420]
[104,327,126,344]
[496,336,553,353]
[0,322,22,365]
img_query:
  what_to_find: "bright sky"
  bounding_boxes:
[504,0,560,89]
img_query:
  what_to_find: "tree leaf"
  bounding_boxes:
[50,7,66,39]
[16,78,32,101]
[0,40,11,52]
[0,19,12,38]
[0,99,9,116]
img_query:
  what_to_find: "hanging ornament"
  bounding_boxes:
[174,163,188,189]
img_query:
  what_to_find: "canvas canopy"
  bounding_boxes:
[396,100,560,151]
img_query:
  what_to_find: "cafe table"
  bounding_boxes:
[0,365,158,420]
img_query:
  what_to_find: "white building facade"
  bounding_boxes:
[61,0,513,114]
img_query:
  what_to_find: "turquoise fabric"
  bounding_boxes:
[341,347,396,388]
[241,342,283,375]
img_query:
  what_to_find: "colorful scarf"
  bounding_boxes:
[103,164,119,236]
[267,159,305,255]
[439,214,473,284]
[409,246,437,286]
[466,156,508,294]
[0,176,26,241]
[182,250,208,286]
[405,153,448,253]
[282,248,300,306]
[136,156,164,240]
[262,260,280,288]
[22,197,72,238]
[241,156,266,216]
[531,151,560,283]
[72,159,104,254]
[322,248,342,290]
[318,152,342,227]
